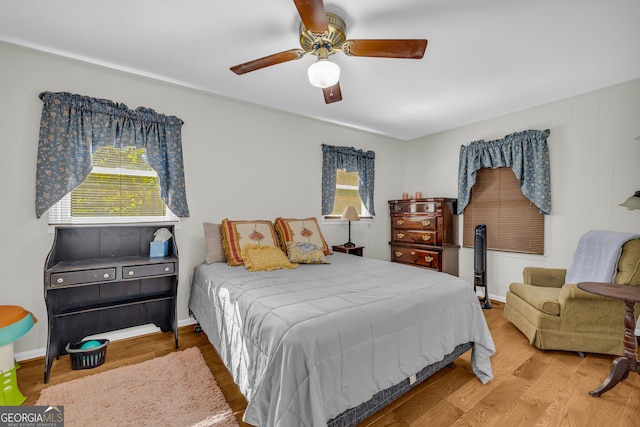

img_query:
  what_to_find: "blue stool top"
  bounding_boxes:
[0,306,37,346]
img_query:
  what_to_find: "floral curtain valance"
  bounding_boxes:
[35,91,190,218]
[321,144,376,216]
[457,129,551,215]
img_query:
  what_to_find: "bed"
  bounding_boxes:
[188,251,495,427]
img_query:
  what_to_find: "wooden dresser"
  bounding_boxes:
[388,198,459,276]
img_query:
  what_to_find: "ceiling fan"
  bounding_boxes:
[230,0,428,104]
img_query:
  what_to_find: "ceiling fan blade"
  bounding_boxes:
[322,82,342,104]
[293,0,328,34]
[342,39,428,59]
[230,49,306,75]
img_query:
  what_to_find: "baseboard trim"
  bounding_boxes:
[15,317,198,362]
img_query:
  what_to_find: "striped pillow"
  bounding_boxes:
[220,219,280,266]
[274,217,332,256]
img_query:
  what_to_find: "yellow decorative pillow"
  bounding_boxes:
[221,219,280,266]
[241,244,298,272]
[286,242,329,264]
[274,217,332,255]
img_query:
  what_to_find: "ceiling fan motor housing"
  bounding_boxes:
[299,13,346,55]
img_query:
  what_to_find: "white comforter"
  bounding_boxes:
[189,253,495,427]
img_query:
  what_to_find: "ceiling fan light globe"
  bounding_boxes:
[308,59,340,88]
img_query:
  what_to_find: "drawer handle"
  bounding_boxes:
[128,271,134,276]
[56,277,64,284]
[410,251,415,255]
[425,256,433,262]
[164,266,170,272]
[422,220,431,227]
[395,251,403,257]
[422,235,431,241]
[396,219,404,226]
[396,233,405,239]
[103,273,110,279]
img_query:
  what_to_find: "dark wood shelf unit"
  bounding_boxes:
[43,224,179,383]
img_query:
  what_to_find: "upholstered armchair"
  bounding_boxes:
[504,238,640,356]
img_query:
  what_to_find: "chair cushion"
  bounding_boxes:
[508,282,561,316]
[614,238,640,285]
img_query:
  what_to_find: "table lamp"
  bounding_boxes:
[341,205,360,248]
[619,191,640,210]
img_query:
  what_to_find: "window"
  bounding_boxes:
[462,167,544,254]
[325,170,371,219]
[36,91,189,219]
[321,144,375,217]
[48,146,178,225]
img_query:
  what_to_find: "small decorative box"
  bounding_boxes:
[150,241,169,257]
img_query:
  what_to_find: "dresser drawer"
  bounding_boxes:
[51,268,116,287]
[391,201,437,214]
[392,216,437,230]
[413,249,441,269]
[391,246,441,270]
[123,262,175,279]
[392,230,437,245]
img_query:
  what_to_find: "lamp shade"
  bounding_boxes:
[341,205,360,221]
[619,191,640,210]
[308,59,340,88]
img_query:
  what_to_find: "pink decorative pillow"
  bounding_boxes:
[274,217,332,255]
[203,222,226,264]
[220,219,280,266]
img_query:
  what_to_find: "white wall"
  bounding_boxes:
[405,78,640,300]
[4,39,639,359]
[0,41,404,359]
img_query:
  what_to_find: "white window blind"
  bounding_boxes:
[48,146,178,225]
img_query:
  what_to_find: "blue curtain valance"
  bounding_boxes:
[321,144,376,216]
[36,91,190,218]
[457,129,551,215]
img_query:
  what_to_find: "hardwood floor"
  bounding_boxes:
[16,301,640,426]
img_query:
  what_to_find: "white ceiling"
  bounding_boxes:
[1,0,639,141]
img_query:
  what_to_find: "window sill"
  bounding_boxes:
[322,216,373,225]
[48,220,180,234]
